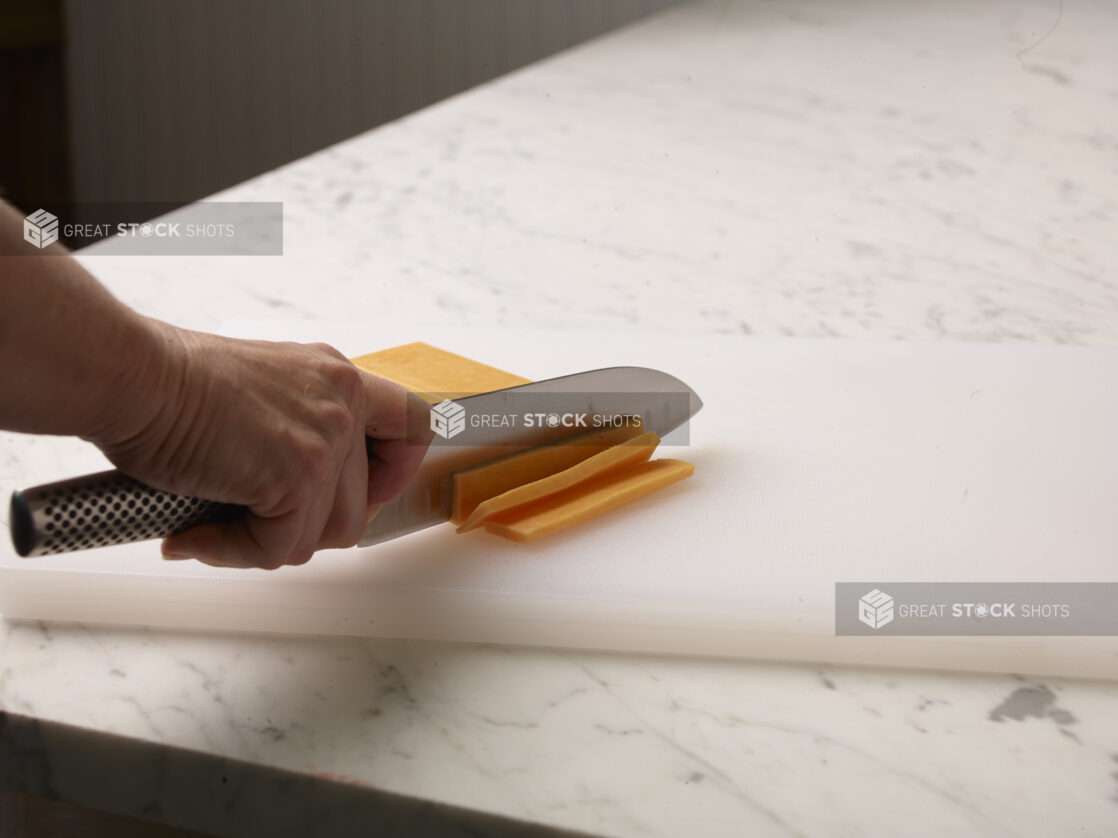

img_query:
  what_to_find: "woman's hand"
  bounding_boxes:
[91,320,433,569]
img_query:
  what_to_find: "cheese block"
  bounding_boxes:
[350,342,529,403]
[450,423,646,524]
[457,431,661,533]
[482,458,695,543]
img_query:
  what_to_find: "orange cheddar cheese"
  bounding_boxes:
[449,422,646,525]
[346,341,696,541]
[456,430,661,533]
[350,342,529,403]
[481,458,695,543]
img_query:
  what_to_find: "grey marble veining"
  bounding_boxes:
[2,618,1117,837]
[74,0,1118,348]
[2,0,1117,836]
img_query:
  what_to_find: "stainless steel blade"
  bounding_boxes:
[358,366,702,546]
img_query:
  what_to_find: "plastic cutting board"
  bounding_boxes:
[2,321,1116,679]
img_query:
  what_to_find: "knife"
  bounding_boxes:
[9,366,702,558]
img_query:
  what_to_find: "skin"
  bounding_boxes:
[0,200,433,568]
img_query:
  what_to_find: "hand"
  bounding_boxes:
[90,320,433,569]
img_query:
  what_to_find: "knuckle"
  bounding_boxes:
[291,433,335,485]
[327,361,364,410]
[285,548,315,567]
[308,341,347,362]
[249,468,300,516]
[319,399,355,442]
[256,484,293,516]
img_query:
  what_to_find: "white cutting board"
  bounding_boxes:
[2,322,1116,679]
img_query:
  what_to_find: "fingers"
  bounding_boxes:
[272,352,362,558]
[367,435,428,507]
[162,364,427,567]
[365,384,434,512]
[316,407,370,549]
[360,373,425,439]
[162,508,308,570]
[162,348,431,572]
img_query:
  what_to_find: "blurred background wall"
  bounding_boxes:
[1,0,676,225]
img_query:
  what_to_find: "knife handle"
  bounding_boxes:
[9,437,381,558]
[9,470,241,558]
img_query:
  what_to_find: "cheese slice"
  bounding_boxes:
[450,422,646,524]
[457,431,661,533]
[350,342,529,403]
[482,458,695,543]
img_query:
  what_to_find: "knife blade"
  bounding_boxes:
[8,366,702,558]
[359,365,702,546]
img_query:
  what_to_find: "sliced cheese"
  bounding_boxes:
[457,430,661,533]
[348,342,696,541]
[450,422,646,525]
[483,458,695,543]
[350,342,529,403]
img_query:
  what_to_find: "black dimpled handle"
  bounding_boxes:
[9,470,241,558]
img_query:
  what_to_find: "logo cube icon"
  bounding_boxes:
[858,588,894,629]
[430,399,466,440]
[23,209,59,249]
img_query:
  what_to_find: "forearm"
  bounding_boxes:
[0,200,166,441]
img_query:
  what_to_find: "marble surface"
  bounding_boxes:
[2,0,1118,835]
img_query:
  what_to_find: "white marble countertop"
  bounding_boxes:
[3,0,1118,835]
